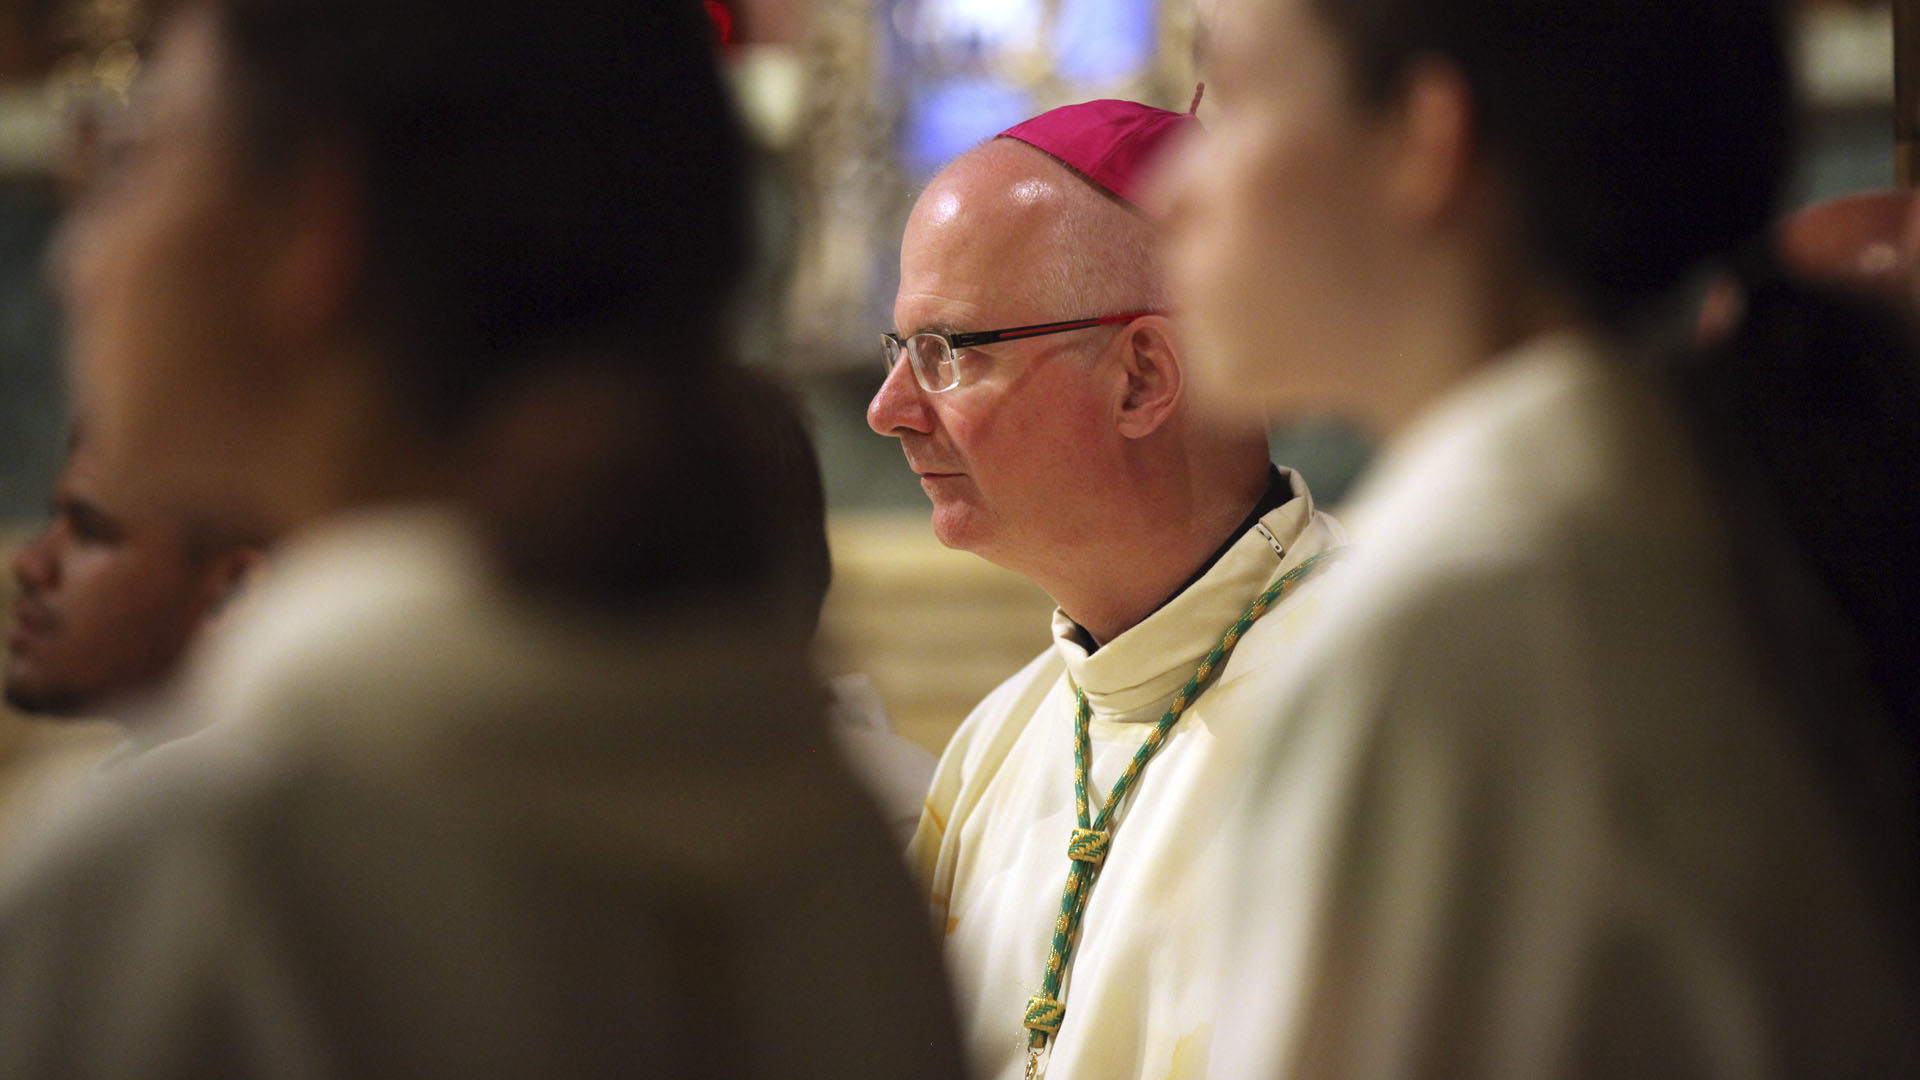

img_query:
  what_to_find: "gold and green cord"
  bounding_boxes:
[1021,547,1346,1067]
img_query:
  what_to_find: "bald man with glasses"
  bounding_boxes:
[866,100,1348,1080]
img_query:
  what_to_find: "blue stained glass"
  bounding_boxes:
[902,79,1036,179]
[916,0,1041,51]
[1054,0,1156,85]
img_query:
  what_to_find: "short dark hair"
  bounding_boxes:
[719,364,832,635]
[1312,0,1790,325]
[189,0,749,426]
[163,0,773,605]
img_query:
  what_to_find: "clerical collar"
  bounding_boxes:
[1073,466,1295,653]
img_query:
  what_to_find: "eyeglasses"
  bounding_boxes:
[880,311,1161,393]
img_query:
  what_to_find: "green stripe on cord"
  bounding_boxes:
[1023,547,1348,1068]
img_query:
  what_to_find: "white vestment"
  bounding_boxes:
[0,507,962,1079]
[1210,334,1918,1077]
[910,468,1347,1079]
[827,672,938,849]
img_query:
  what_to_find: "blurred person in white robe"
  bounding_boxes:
[867,98,1347,1079]
[1158,0,1920,1073]
[0,1,961,1076]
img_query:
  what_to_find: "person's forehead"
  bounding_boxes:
[896,143,1078,328]
[919,141,1078,229]
[59,440,182,533]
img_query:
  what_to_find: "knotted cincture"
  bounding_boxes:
[1023,995,1065,1035]
[1020,548,1347,1077]
[1066,828,1109,865]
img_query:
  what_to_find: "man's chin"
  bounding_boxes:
[3,675,87,719]
[928,502,998,557]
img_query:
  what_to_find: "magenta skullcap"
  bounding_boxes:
[997,93,1203,210]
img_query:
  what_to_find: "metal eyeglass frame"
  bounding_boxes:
[881,311,1163,393]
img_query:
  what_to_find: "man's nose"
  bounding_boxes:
[867,354,936,437]
[12,526,58,594]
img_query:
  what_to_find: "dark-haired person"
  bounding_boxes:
[0,2,960,1076]
[722,363,936,847]
[1161,0,1919,1073]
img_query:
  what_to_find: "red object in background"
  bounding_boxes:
[1702,189,1920,342]
[704,1,736,45]
[1777,189,1920,316]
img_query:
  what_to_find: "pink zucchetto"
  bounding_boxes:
[996,90,1204,211]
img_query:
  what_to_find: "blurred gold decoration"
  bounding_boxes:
[46,0,144,102]
[785,0,908,369]
[34,0,146,194]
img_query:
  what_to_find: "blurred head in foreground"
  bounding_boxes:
[0,7,968,1077]
[1163,0,1920,724]
[5,423,263,719]
[55,0,758,604]
[1164,0,1801,426]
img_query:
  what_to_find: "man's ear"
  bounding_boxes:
[263,145,367,342]
[198,547,270,628]
[1114,315,1184,439]
[1383,58,1477,226]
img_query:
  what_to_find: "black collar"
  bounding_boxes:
[1077,466,1294,653]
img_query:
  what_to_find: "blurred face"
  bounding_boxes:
[54,6,291,531]
[1161,0,1400,418]
[867,146,1126,567]
[6,440,226,717]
